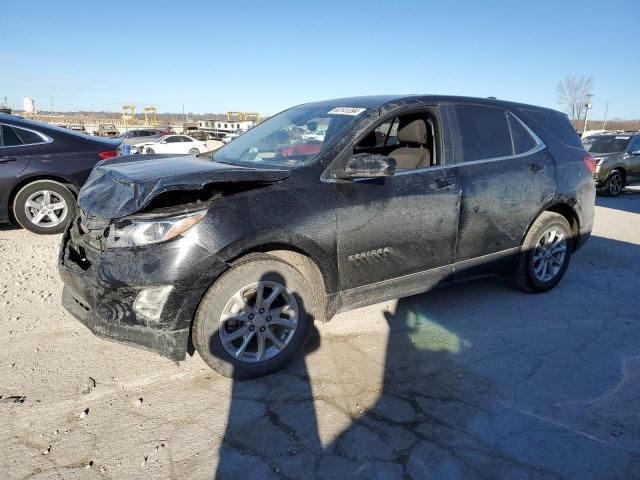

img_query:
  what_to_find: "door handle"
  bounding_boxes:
[0,157,18,164]
[529,163,545,173]
[434,177,454,189]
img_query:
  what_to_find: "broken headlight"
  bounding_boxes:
[105,210,206,248]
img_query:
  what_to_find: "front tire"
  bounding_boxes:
[188,148,199,155]
[511,212,572,293]
[603,170,624,197]
[145,148,155,154]
[193,254,317,379]
[13,180,75,234]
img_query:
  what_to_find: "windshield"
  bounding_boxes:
[583,136,630,153]
[213,105,370,168]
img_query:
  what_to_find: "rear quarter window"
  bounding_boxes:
[522,109,583,149]
[14,127,46,145]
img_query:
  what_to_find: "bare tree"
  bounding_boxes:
[556,76,594,122]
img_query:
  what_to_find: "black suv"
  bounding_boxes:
[0,114,121,234]
[58,95,595,378]
[582,132,640,196]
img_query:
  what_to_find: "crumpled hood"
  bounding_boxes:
[77,154,291,218]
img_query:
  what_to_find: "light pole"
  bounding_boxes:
[583,93,593,134]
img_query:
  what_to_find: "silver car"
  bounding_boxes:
[117,129,163,146]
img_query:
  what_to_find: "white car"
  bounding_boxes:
[221,129,247,144]
[301,129,326,141]
[132,135,207,155]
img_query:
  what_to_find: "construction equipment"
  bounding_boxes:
[121,105,136,129]
[227,111,261,123]
[144,106,158,126]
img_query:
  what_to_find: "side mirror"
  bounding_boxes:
[338,153,396,179]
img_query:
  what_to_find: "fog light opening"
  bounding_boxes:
[133,286,174,323]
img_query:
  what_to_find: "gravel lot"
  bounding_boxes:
[1,187,639,479]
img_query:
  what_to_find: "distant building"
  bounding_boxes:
[198,119,256,138]
[23,97,37,114]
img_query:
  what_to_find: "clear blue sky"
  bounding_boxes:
[2,0,639,119]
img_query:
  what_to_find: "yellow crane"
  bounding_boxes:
[227,111,261,123]
[121,104,136,128]
[144,106,158,126]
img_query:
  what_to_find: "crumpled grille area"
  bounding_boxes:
[63,210,107,271]
[66,243,92,271]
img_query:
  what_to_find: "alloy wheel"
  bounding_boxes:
[24,190,68,228]
[609,172,623,196]
[218,280,299,363]
[532,228,567,282]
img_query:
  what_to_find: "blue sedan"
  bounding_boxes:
[0,113,121,234]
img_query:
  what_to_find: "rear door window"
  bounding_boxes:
[452,105,512,162]
[0,125,24,147]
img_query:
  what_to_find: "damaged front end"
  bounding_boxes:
[58,155,289,360]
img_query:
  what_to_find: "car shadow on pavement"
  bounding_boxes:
[214,281,496,479]
[214,235,640,479]
[0,223,20,232]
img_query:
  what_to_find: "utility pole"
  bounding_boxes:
[583,93,593,134]
[50,96,54,114]
[602,102,609,130]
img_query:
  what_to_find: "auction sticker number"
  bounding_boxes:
[328,107,367,116]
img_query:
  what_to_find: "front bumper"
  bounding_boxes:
[58,222,228,360]
[594,164,615,187]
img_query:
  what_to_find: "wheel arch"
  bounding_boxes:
[609,166,626,184]
[524,201,580,251]
[216,230,338,297]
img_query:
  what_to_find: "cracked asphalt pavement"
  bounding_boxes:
[1,187,639,479]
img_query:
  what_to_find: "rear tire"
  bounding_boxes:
[13,180,75,235]
[193,254,317,379]
[511,212,572,293]
[603,170,624,197]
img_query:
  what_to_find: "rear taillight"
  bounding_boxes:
[98,150,118,159]
[582,155,596,174]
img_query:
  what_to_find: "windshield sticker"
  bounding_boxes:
[615,136,630,139]
[328,107,366,116]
